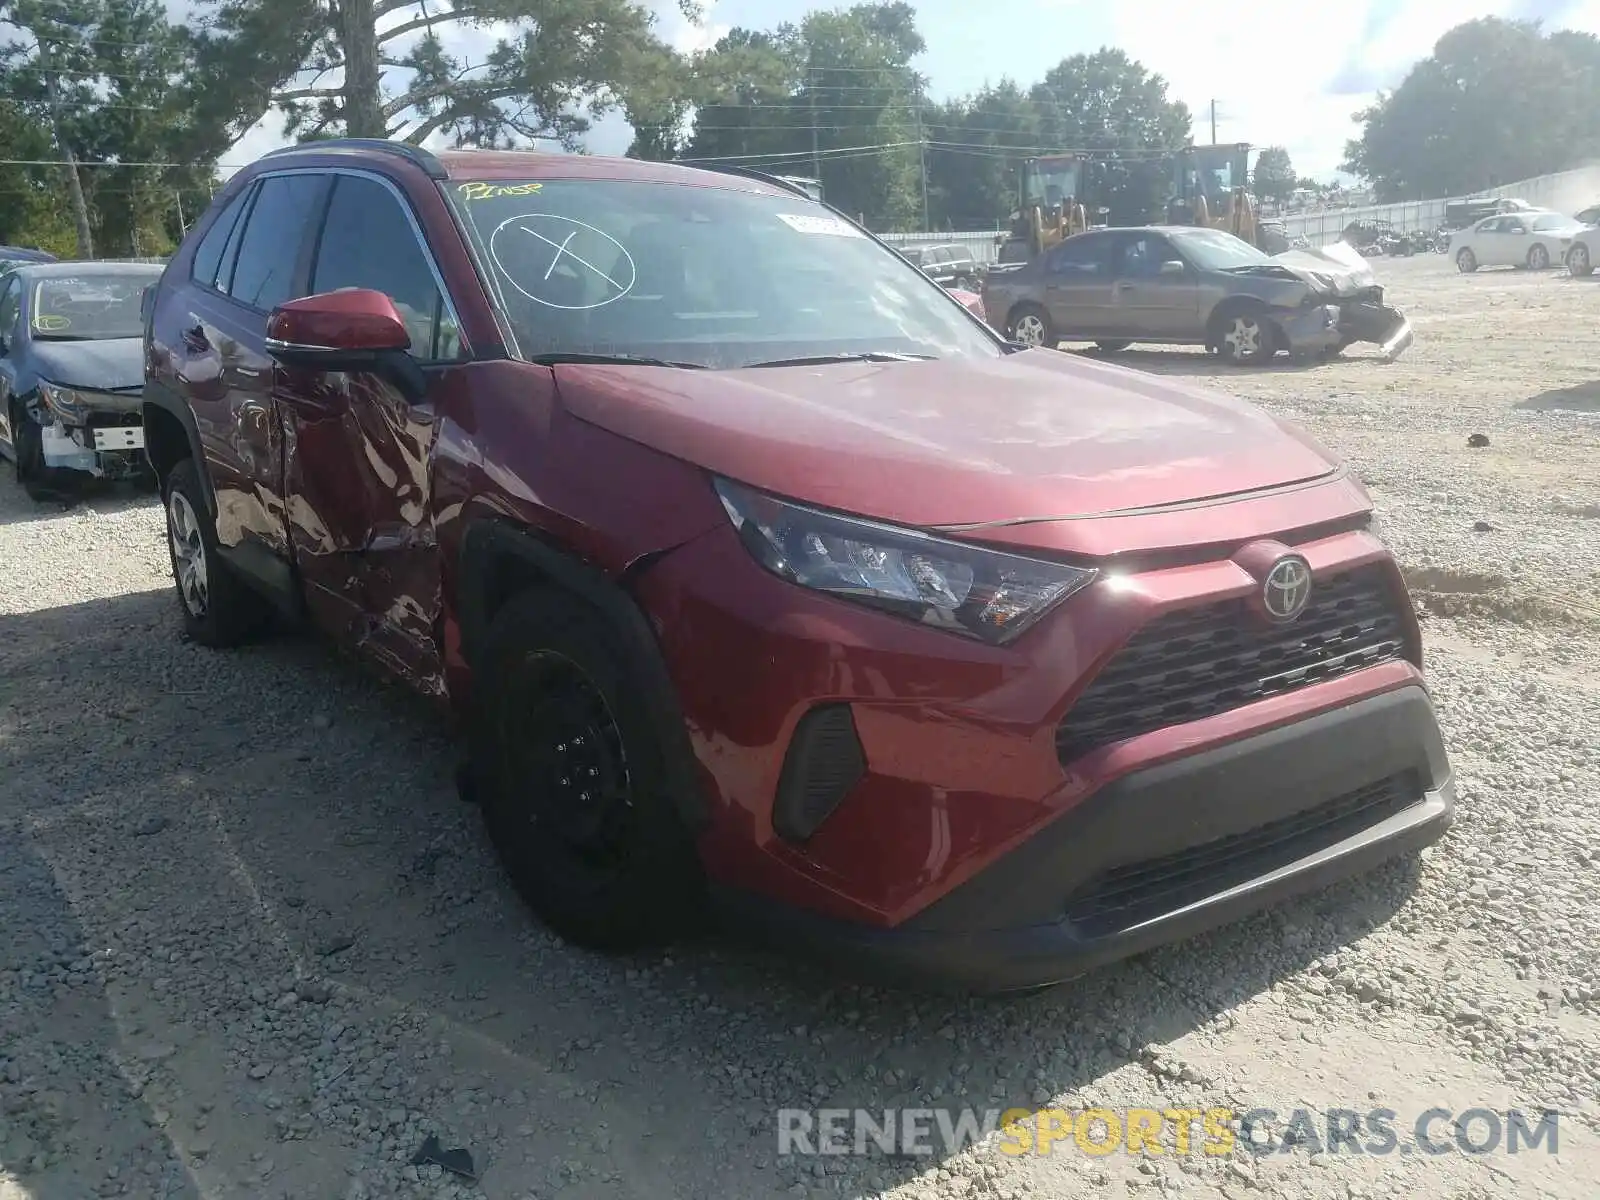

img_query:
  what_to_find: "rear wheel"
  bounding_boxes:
[1569,243,1594,277]
[1006,304,1054,348]
[1456,247,1478,273]
[1527,243,1550,270]
[475,589,703,951]
[163,457,272,647]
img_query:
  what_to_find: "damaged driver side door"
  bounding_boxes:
[273,170,466,694]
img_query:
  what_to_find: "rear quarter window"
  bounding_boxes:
[191,185,254,288]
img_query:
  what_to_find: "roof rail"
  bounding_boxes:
[260,138,448,180]
[672,160,815,200]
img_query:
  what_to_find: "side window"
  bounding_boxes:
[1505,219,1526,234]
[1114,234,1173,278]
[1045,235,1110,275]
[310,174,459,361]
[0,276,20,346]
[190,185,253,289]
[227,173,330,311]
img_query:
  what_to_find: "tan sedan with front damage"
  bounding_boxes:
[980,226,1413,365]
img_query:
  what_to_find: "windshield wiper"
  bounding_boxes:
[741,351,936,368]
[527,351,706,369]
[31,332,95,341]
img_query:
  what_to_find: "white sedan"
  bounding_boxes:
[1449,210,1585,272]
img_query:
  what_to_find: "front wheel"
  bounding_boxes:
[475,589,704,951]
[1569,243,1594,277]
[163,458,272,647]
[1006,304,1054,349]
[11,405,72,503]
[1456,248,1478,273]
[1527,243,1550,270]
[1214,311,1278,365]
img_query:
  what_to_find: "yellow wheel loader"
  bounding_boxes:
[1165,143,1290,253]
[996,155,1092,263]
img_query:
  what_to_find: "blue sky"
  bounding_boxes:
[227,0,1600,183]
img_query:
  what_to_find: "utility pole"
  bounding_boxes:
[40,38,94,259]
[809,67,821,183]
[915,107,929,231]
[1209,99,1218,145]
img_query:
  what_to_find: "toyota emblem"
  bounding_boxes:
[1261,556,1313,622]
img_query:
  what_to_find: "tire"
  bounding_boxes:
[11,403,72,504]
[474,588,704,952]
[163,457,273,647]
[1094,340,1131,352]
[1456,248,1478,273]
[1569,243,1594,277]
[1006,303,1054,349]
[1527,243,1550,270]
[1212,308,1278,365]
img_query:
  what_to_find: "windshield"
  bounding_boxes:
[1023,159,1081,209]
[448,178,1001,368]
[29,271,158,340]
[1532,214,1578,231]
[1173,229,1271,270]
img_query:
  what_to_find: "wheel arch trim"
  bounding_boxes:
[456,518,711,830]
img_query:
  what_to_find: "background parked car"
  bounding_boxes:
[0,261,162,500]
[980,225,1411,364]
[1567,224,1596,276]
[898,242,982,291]
[0,245,58,272]
[1448,210,1584,272]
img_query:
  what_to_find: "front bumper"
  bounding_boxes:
[32,390,146,478]
[718,685,1452,993]
[1278,303,1345,353]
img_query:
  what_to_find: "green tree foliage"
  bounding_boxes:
[921,82,1045,230]
[188,0,689,148]
[1342,18,1600,200]
[681,18,1190,231]
[1251,145,1295,204]
[0,0,221,256]
[682,3,926,229]
[1026,49,1191,227]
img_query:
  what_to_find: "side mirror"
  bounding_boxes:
[265,288,425,402]
[1159,259,1186,276]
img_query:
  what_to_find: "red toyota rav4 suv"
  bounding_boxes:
[141,140,1453,992]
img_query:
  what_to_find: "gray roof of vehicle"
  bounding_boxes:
[6,260,165,279]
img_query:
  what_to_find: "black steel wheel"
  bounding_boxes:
[475,589,703,951]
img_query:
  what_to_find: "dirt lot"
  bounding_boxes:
[1,254,1597,1200]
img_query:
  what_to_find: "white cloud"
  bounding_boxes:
[1087,0,1600,179]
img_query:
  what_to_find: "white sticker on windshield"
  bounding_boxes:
[776,212,863,238]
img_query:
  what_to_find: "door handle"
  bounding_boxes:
[181,325,209,353]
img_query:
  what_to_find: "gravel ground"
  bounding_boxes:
[1,253,1596,1199]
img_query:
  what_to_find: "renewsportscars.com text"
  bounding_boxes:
[776,1106,1560,1158]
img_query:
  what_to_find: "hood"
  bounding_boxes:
[552,349,1341,529]
[26,336,144,392]
[1269,242,1379,294]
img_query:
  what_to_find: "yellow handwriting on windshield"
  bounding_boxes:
[33,314,71,331]
[458,182,543,201]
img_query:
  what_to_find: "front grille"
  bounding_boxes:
[1056,564,1408,764]
[1062,772,1419,936]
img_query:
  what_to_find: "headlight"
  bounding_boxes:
[714,477,1096,645]
[37,381,90,422]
